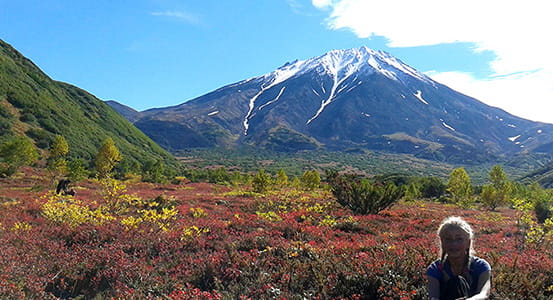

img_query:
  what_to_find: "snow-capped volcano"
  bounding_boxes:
[124,46,553,163]
[243,47,434,134]
[267,47,431,85]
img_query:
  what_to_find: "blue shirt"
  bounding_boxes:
[427,256,491,295]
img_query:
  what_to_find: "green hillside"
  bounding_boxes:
[0,39,176,167]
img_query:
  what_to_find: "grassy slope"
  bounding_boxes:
[0,39,176,166]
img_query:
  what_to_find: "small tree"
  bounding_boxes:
[290,175,301,189]
[47,135,69,178]
[252,169,272,193]
[275,169,289,187]
[95,137,122,178]
[230,171,244,187]
[417,177,446,199]
[0,136,39,177]
[67,158,89,182]
[403,182,422,201]
[142,159,166,183]
[301,170,321,190]
[208,167,231,184]
[447,167,473,207]
[481,165,511,210]
[528,183,552,224]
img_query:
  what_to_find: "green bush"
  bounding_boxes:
[252,169,272,193]
[25,128,53,149]
[67,158,90,182]
[416,176,446,199]
[142,159,166,183]
[528,183,553,224]
[328,173,404,214]
[0,136,39,177]
[301,170,321,190]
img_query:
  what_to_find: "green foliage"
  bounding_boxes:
[490,165,508,186]
[403,182,422,201]
[275,168,289,187]
[328,172,404,214]
[95,137,122,178]
[113,158,141,179]
[447,167,473,207]
[527,183,553,224]
[174,148,458,182]
[49,135,69,158]
[481,165,512,210]
[263,126,320,151]
[25,128,52,149]
[252,169,272,193]
[414,176,446,199]
[142,159,166,183]
[207,167,231,184]
[0,136,39,176]
[0,102,14,135]
[67,158,89,182]
[290,175,301,189]
[46,135,69,178]
[301,170,321,190]
[534,197,552,224]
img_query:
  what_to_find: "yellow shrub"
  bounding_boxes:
[11,221,32,231]
[256,211,282,222]
[190,207,208,218]
[181,225,210,241]
[139,207,178,231]
[305,203,329,214]
[41,194,114,227]
[120,216,143,229]
[99,178,142,213]
[319,215,337,227]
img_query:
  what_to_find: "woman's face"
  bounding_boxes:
[440,227,470,259]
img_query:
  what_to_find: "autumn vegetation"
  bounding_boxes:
[0,136,552,299]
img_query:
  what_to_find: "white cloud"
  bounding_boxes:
[427,69,553,123]
[151,10,200,24]
[311,0,334,9]
[313,0,553,123]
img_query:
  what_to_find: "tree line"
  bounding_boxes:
[1,134,551,228]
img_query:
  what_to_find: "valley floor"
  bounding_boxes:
[0,168,551,299]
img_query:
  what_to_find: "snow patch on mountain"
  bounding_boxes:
[244,65,303,135]
[509,135,521,142]
[414,90,429,105]
[259,87,286,111]
[440,119,455,131]
[367,55,397,80]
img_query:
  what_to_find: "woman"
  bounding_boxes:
[427,216,491,300]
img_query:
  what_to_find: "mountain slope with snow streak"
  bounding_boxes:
[127,46,553,164]
[244,46,436,130]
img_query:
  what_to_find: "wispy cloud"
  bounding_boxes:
[151,10,201,25]
[311,0,334,10]
[312,0,553,123]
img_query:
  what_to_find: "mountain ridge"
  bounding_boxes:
[109,46,553,164]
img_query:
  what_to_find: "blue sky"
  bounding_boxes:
[2,0,552,123]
